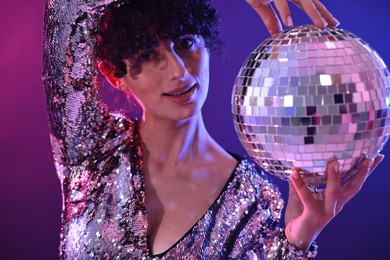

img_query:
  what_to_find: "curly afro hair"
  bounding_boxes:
[96,0,221,78]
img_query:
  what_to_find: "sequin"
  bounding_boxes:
[42,0,317,259]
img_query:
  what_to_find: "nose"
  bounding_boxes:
[161,45,187,80]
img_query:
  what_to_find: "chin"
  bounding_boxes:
[172,106,202,123]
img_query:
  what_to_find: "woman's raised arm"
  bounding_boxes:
[42,0,129,168]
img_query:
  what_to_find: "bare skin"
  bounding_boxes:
[98,0,384,254]
[246,0,340,34]
[286,154,384,249]
[245,0,383,249]
[141,120,237,254]
[100,37,238,254]
[134,50,238,253]
[137,81,237,253]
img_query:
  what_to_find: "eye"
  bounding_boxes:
[175,35,198,50]
[137,50,155,62]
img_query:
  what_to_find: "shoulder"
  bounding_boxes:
[108,112,138,137]
[232,157,284,212]
[233,157,278,191]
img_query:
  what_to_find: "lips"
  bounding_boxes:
[162,84,197,104]
[163,84,196,96]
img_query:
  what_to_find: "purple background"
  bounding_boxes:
[0,0,389,259]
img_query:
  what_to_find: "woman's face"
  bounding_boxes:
[121,35,210,124]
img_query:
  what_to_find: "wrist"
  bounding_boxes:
[269,229,318,259]
[285,226,320,250]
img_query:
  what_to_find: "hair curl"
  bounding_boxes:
[95,0,221,78]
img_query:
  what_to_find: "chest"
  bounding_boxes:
[144,166,233,255]
[61,158,279,259]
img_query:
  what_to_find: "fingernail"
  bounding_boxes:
[287,16,293,27]
[320,17,328,28]
[291,169,300,180]
[359,152,368,163]
[333,17,340,27]
[367,158,374,168]
[333,162,340,173]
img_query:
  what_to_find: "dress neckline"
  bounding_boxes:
[148,155,243,258]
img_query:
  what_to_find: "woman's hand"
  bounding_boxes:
[245,0,340,35]
[284,154,384,249]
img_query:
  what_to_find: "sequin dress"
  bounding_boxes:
[42,0,318,259]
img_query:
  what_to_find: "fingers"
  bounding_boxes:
[311,0,339,27]
[324,159,341,215]
[273,0,293,26]
[290,0,325,29]
[336,157,375,210]
[246,0,283,34]
[290,168,316,208]
[368,154,385,177]
[290,0,339,29]
[344,156,374,192]
[246,0,339,35]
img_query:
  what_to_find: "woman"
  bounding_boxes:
[42,0,383,258]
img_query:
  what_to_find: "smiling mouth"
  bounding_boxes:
[163,84,196,96]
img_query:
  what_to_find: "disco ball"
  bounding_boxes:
[232,25,390,187]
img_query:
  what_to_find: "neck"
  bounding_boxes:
[139,113,218,170]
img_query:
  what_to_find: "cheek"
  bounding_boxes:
[127,86,150,105]
[126,81,161,109]
[189,49,209,80]
[124,70,154,96]
[198,55,210,84]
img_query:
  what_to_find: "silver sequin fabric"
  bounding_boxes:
[42,0,317,258]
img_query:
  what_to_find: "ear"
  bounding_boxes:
[98,61,127,91]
